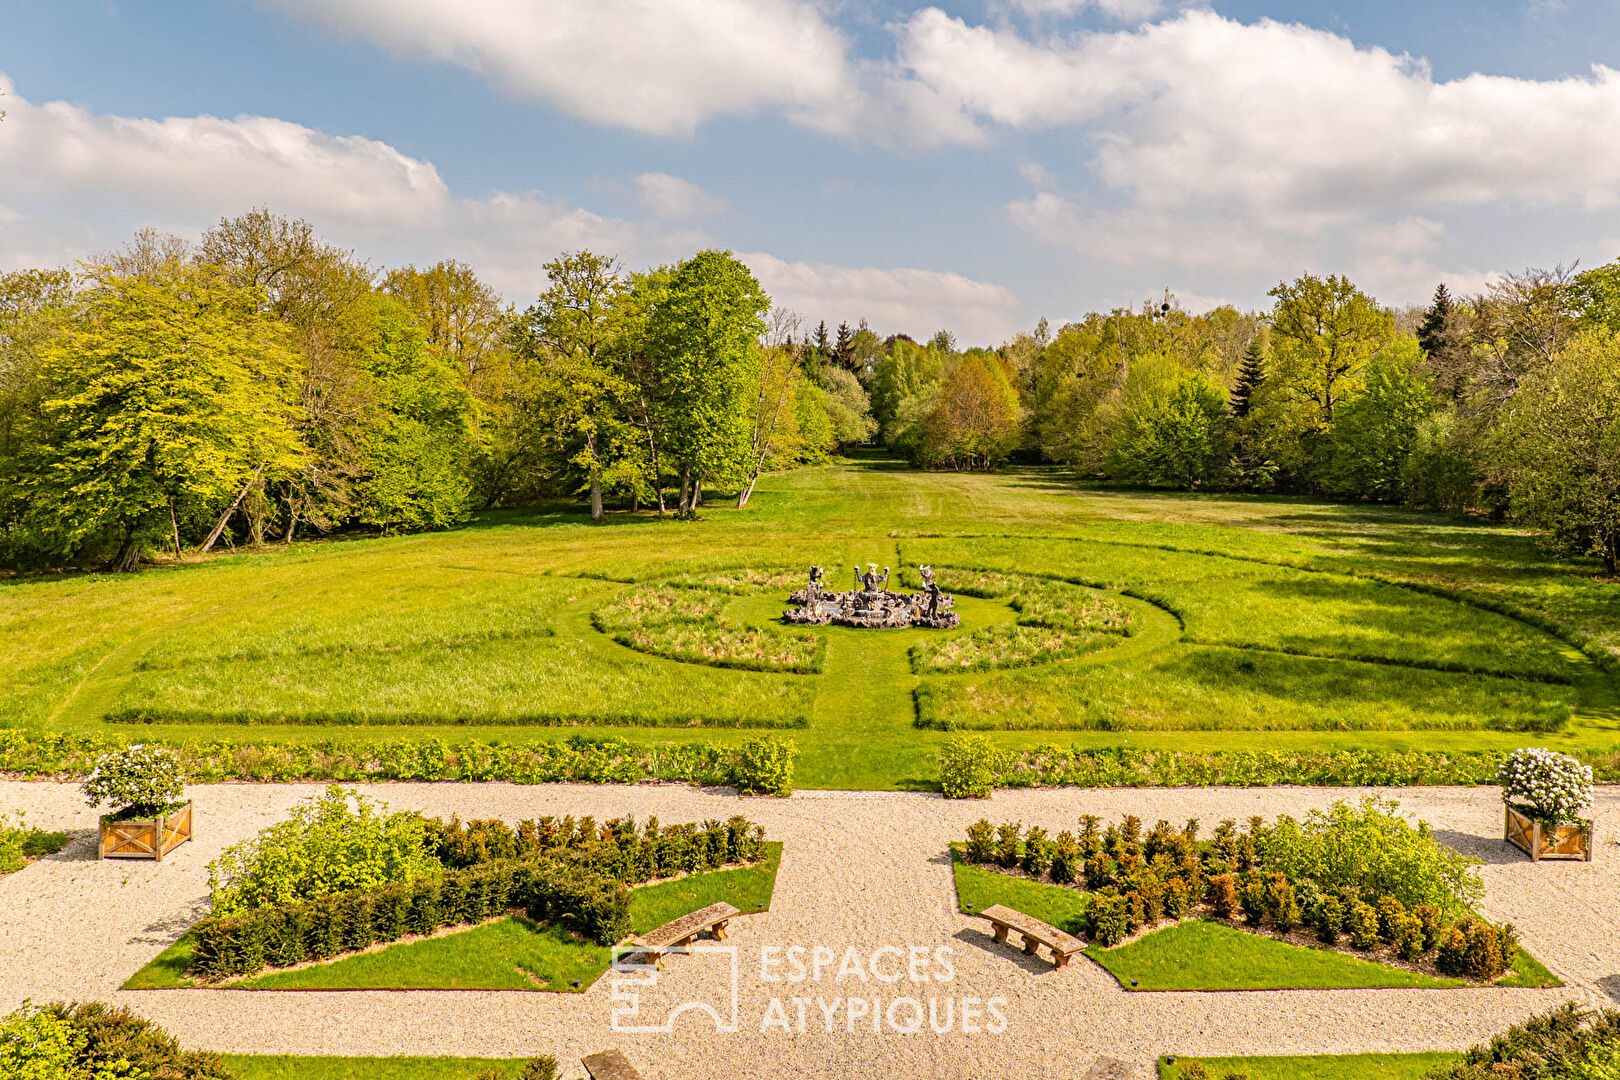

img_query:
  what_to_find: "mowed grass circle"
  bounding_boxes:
[6,460,1613,789]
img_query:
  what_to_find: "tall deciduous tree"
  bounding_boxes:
[647,251,769,513]
[1321,339,1437,500]
[922,353,1020,470]
[1268,274,1393,427]
[1494,331,1620,573]
[19,262,303,570]
[515,252,630,521]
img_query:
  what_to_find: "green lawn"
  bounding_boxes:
[124,844,782,992]
[949,860,1558,992]
[6,457,1618,790]
[1158,1052,1460,1079]
[222,1055,536,1079]
[949,846,1088,936]
[1088,919,1558,992]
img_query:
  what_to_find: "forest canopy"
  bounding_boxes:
[2,210,1617,575]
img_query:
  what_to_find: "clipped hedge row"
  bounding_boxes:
[0,730,799,793]
[990,746,1620,790]
[189,855,630,980]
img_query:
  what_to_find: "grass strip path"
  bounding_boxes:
[223,1055,534,1079]
[1157,1052,1460,1079]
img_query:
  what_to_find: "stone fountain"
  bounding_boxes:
[784,563,959,629]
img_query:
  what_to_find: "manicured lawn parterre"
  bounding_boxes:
[124,843,782,992]
[5,458,1619,790]
[1157,1053,1461,1079]
[1088,919,1557,992]
[950,845,1087,936]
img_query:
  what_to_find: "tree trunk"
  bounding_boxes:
[738,474,759,508]
[692,476,703,508]
[678,469,692,514]
[199,467,263,555]
[587,430,604,521]
[114,532,141,573]
[168,500,183,560]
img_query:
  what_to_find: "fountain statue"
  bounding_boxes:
[785,563,959,629]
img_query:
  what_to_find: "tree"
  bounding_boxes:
[737,344,811,508]
[1229,337,1266,418]
[383,260,513,400]
[1415,284,1473,401]
[1321,338,1437,500]
[813,366,877,447]
[647,251,770,513]
[1493,331,1620,573]
[514,252,630,521]
[1268,274,1393,426]
[347,295,476,533]
[811,321,831,363]
[832,321,855,370]
[1105,366,1230,489]
[922,353,1020,470]
[1471,265,1578,406]
[17,261,303,570]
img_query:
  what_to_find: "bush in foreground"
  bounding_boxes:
[732,735,796,795]
[938,733,1005,798]
[206,785,441,915]
[1,1000,229,1079]
[81,745,186,820]
[1427,1002,1620,1078]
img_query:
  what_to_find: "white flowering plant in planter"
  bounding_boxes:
[1497,747,1593,826]
[82,745,187,821]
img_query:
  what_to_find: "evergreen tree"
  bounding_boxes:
[1230,338,1267,418]
[812,321,831,361]
[1415,283,1474,401]
[833,321,855,370]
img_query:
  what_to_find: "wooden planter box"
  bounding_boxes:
[99,801,192,861]
[1505,804,1592,862]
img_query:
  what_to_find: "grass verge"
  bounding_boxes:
[1157,1052,1460,1079]
[222,1055,534,1079]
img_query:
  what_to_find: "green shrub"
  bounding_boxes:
[1164,877,1193,919]
[1049,830,1081,885]
[937,733,1004,798]
[1310,895,1346,944]
[1264,874,1302,932]
[1206,874,1238,920]
[995,822,1022,869]
[1258,797,1484,918]
[1236,873,1267,926]
[1375,895,1409,944]
[206,785,441,915]
[1084,853,1113,890]
[1414,904,1444,951]
[81,744,186,820]
[1021,826,1052,878]
[45,1002,229,1079]
[1393,913,1426,962]
[1087,891,1130,946]
[1428,1003,1620,1079]
[964,819,995,863]
[0,812,68,875]
[731,735,796,796]
[0,1004,82,1080]
[1348,900,1380,950]
[1435,916,1508,981]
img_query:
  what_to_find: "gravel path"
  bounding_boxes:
[2,781,1616,1079]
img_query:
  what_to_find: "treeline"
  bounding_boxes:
[845,270,1620,574]
[0,212,867,570]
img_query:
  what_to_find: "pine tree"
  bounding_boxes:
[1230,338,1266,418]
[812,320,831,361]
[1415,283,1474,400]
[833,321,855,370]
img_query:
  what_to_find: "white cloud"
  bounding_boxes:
[1005,0,1181,21]
[633,173,728,220]
[0,74,448,231]
[260,0,856,138]
[1006,194,1284,272]
[741,252,1022,344]
[892,8,1620,218]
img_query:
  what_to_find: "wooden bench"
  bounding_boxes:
[978,904,1084,968]
[582,1049,643,1080]
[626,901,740,969]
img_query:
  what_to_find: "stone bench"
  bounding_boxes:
[582,1049,643,1080]
[978,903,1084,968]
[626,901,740,969]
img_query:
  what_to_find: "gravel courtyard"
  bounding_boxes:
[2,780,1615,1079]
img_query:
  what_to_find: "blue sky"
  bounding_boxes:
[3,0,1620,343]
